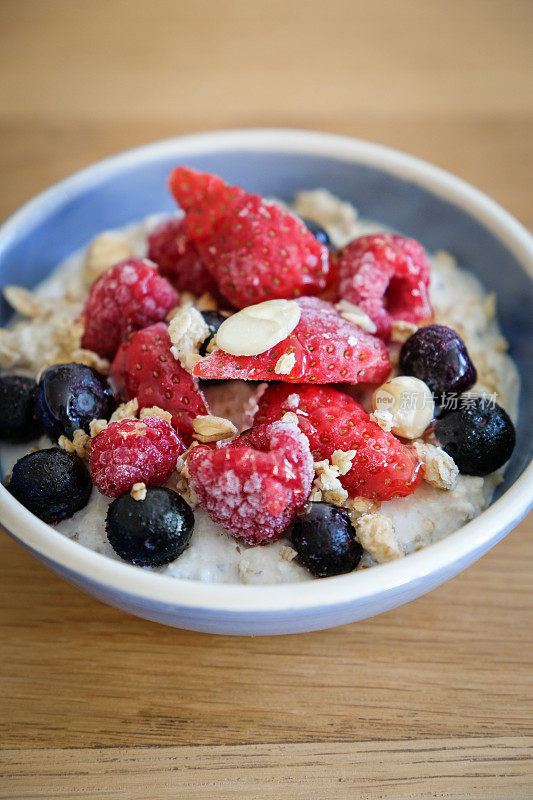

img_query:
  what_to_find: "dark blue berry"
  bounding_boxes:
[35,362,116,440]
[199,311,226,357]
[106,487,194,567]
[8,448,92,523]
[435,397,515,476]
[399,324,477,401]
[287,502,362,577]
[302,218,332,248]
[0,375,40,442]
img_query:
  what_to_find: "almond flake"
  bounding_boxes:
[216,299,300,356]
[109,398,139,423]
[83,231,133,286]
[354,513,405,563]
[3,286,43,318]
[139,406,173,424]
[390,320,418,344]
[414,440,458,491]
[280,545,297,562]
[335,299,377,334]
[274,352,296,376]
[193,414,237,443]
[89,418,108,437]
[168,305,210,373]
[130,482,147,501]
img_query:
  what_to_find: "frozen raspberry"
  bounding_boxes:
[194,296,390,385]
[255,384,422,501]
[169,167,330,308]
[147,217,222,299]
[110,323,209,443]
[80,259,179,359]
[187,420,314,545]
[90,416,185,498]
[336,234,433,339]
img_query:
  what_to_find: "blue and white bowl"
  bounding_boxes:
[0,129,532,635]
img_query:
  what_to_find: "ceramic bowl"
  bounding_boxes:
[0,129,532,635]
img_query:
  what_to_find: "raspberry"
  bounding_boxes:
[90,416,185,498]
[336,234,433,339]
[147,217,223,299]
[80,259,179,359]
[169,167,330,308]
[187,420,314,545]
[194,297,390,385]
[255,384,423,501]
[110,323,209,443]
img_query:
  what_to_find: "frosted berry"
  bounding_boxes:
[288,502,363,577]
[336,233,432,339]
[90,416,185,497]
[399,324,477,399]
[0,375,40,442]
[35,362,116,440]
[169,167,330,308]
[106,487,194,567]
[147,217,222,298]
[187,420,314,545]
[8,448,92,523]
[435,397,515,476]
[80,258,179,359]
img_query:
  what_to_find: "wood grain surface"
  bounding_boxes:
[0,1,532,797]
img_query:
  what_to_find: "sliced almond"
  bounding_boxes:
[215,299,300,356]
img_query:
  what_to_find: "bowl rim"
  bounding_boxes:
[0,127,532,615]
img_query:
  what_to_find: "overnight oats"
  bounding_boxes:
[0,168,519,584]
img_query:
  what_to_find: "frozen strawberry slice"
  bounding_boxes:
[335,234,433,339]
[169,166,246,241]
[187,420,314,545]
[194,297,390,385]
[110,322,209,443]
[254,384,422,501]
[147,217,223,299]
[169,167,330,308]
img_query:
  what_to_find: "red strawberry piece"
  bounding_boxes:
[90,416,185,498]
[187,420,314,545]
[110,322,209,443]
[254,384,422,501]
[147,217,223,300]
[80,258,179,360]
[194,296,391,385]
[169,166,246,241]
[336,234,433,339]
[169,167,330,308]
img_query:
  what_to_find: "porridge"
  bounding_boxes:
[0,169,519,584]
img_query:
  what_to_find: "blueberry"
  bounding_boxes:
[435,397,515,476]
[8,448,92,523]
[0,375,40,442]
[199,311,226,357]
[35,362,116,440]
[302,217,331,248]
[399,325,477,402]
[287,502,363,577]
[106,487,194,567]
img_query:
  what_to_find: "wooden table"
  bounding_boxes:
[1,1,532,797]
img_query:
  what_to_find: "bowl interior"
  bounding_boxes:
[0,135,532,498]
